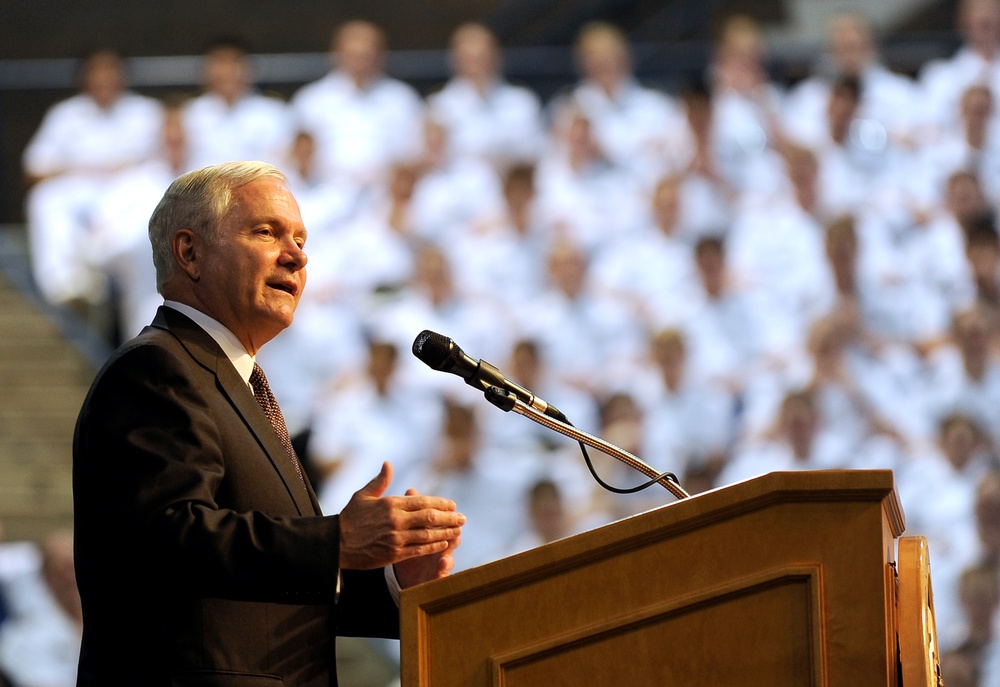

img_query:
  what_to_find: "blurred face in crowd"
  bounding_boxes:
[187,176,308,355]
[694,240,725,298]
[652,178,681,235]
[161,107,189,173]
[975,471,1000,556]
[946,172,988,223]
[510,340,541,390]
[651,330,686,391]
[961,86,994,146]
[547,242,587,299]
[940,415,981,471]
[82,50,126,110]
[780,394,818,460]
[528,481,567,543]
[289,131,317,180]
[575,24,630,94]
[954,308,992,369]
[827,81,860,144]
[961,0,1000,55]
[450,23,500,86]
[204,45,251,104]
[828,13,875,76]
[334,21,385,87]
[367,341,398,396]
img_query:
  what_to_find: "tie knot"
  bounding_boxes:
[250,362,269,396]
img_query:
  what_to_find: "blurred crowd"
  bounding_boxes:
[9,2,1000,684]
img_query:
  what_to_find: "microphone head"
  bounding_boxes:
[412,330,454,371]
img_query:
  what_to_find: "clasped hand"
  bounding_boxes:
[339,461,464,588]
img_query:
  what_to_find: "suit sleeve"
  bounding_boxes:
[74,342,345,605]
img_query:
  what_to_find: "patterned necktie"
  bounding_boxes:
[249,362,307,488]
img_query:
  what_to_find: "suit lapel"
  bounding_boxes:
[151,306,322,515]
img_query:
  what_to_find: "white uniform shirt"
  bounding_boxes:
[291,71,424,186]
[183,92,294,169]
[427,77,545,164]
[568,78,688,182]
[23,91,162,178]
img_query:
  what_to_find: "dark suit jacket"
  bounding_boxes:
[72,306,398,687]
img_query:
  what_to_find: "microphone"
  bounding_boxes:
[412,330,567,422]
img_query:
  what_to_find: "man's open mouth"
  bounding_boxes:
[269,282,297,296]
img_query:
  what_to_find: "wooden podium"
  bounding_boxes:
[400,470,940,687]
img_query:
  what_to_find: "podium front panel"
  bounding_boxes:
[402,470,905,687]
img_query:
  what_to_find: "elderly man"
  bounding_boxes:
[72,161,464,686]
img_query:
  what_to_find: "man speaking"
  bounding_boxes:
[72,161,464,686]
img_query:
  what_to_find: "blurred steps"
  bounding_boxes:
[0,227,104,543]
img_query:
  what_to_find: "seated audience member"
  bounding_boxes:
[515,240,645,395]
[560,21,688,184]
[964,562,1000,686]
[0,531,82,687]
[183,38,294,169]
[406,118,505,243]
[817,215,950,349]
[291,20,424,188]
[590,176,701,328]
[366,242,511,387]
[796,77,904,221]
[916,85,1000,207]
[922,306,1000,447]
[427,22,545,168]
[897,414,991,649]
[22,48,162,308]
[505,479,574,555]
[683,235,784,395]
[534,104,646,252]
[783,11,918,148]
[919,0,1000,135]
[444,164,548,309]
[660,82,737,239]
[308,339,441,515]
[726,146,830,348]
[281,129,367,238]
[638,328,735,493]
[88,100,191,341]
[964,214,1000,324]
[718,389,854,486]
[410,402,525,571]
[302,163,416,308]
[707,15,788,196]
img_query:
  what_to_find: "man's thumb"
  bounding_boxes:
[360,461,393,498]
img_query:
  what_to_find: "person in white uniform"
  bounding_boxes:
[919,0,1000,136]
[782,11,918,149]
[182,38,294,170]
[22,48,162,306]
[558,21,689,186]
[426,22,545,169]
[291,20,424,189]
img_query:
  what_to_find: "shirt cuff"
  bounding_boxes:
[385,565,402,607]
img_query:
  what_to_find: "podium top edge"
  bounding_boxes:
[402,469,903,608]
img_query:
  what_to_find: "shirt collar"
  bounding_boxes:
[163,300,256,385]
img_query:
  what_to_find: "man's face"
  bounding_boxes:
[196,177,308,354]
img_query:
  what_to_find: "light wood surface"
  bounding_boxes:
[402,470,913,687]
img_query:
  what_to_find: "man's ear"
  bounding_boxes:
[172,229,201,281]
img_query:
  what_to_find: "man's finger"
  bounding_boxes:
[395,494,458,513]
[357,461,393,499]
